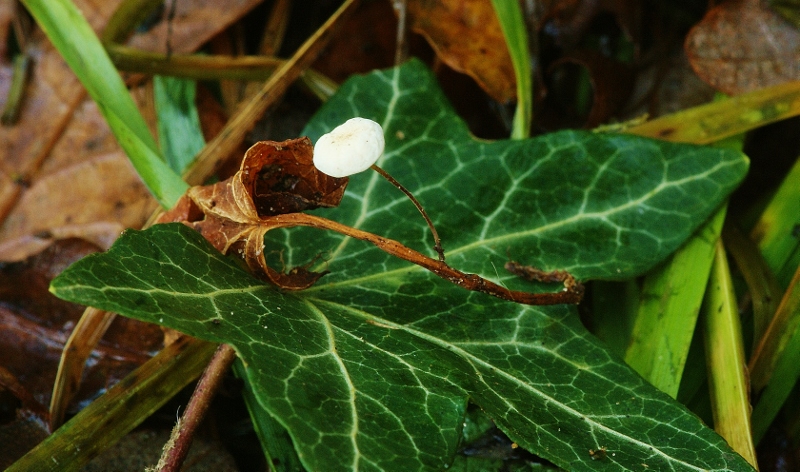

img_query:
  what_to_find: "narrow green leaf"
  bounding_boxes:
[1,54,30,124]
[702,241,758,467]
[752,312,800,443]
[490,0,531,139]
[21,0,155,150]
[154,76,206,174]
[52,60,752,471]
[21,0,188,208]
[624,206,726,397]
[104,110,189,207]
[779,246,800,291]
[750,155,800,288]
[723,223,781,351]
[750,264,800,442]
[750,263,800,391]
[627,80,800,144]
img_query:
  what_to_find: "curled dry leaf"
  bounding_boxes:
[159,138,583,305]
[406,0,516,103]
[685,0,800,94]
[159,138,348,290]
[1,0,267,251]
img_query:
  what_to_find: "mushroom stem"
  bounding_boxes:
[370,164,445,262]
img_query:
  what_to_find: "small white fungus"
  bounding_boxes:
[313,117,385,178]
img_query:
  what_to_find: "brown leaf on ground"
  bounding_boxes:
[159,138,347,290]
[406,0,516,103]
[126,0,263,54]
[685,0,800,94]
[0,239,163,420]
[1,0,266,255]
[0,150,155,261]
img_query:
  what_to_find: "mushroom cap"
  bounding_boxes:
[313,118,385,178]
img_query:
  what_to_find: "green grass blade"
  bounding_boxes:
[1,54,31,124]
[7,337,216,472]
[627,80,800,144]
[105,110,188,207]
[778,246,800,291]
[751,269,800,442]
[154,76,206,174]
[750,155,800,288]
[490,0,531,139]
[702,240,758,467]
[624,206,727,397]
[21,0,188,208]
[723,223,782,351]
[750,263,800,393]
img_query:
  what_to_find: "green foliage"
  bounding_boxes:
[751,155,800,287]
[51,61,753,471]
[490,0,532,138]
[154,75,206,174]
[702,242,757,465]
[624,206,726,398]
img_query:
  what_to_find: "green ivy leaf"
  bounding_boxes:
[51,60,752,471]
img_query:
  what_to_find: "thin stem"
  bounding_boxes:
[156,343,237,472]
[266,212,583,306]
[393,0,408,65]
[371,164,445,262]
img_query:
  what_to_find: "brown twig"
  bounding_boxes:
[265,213,583,305]
[370,164,445,262]
[505,261,585,299]
[156,344,237,472]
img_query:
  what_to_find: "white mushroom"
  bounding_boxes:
[313,117,385,178]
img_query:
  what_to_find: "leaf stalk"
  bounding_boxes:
[265,213,583,306]
[370,164,445,262]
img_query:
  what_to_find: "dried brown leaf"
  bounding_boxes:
[0,153,155,258]
[127,0,263,55]
[407,0,516,103]
[685,0,800,94]
[160,138,347,290]
[1,0,268,246]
